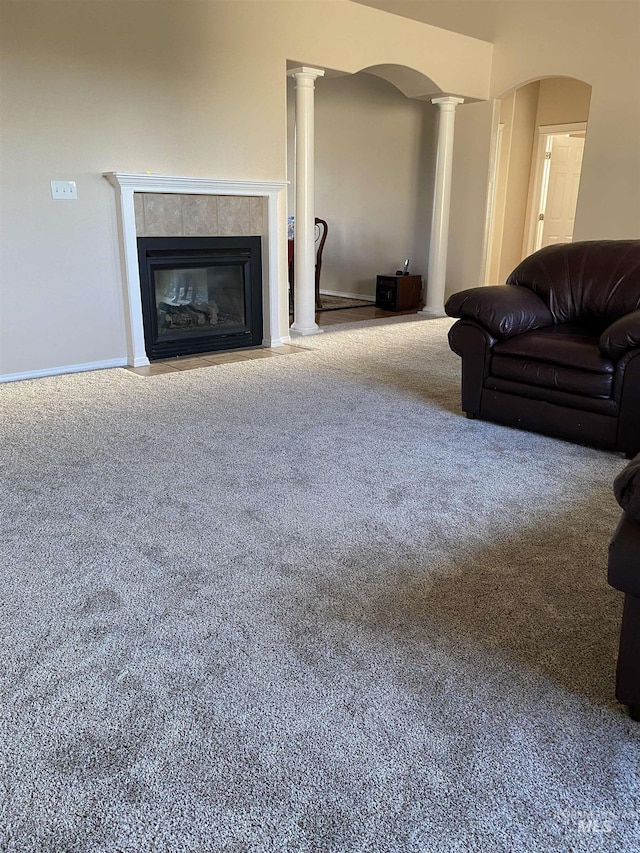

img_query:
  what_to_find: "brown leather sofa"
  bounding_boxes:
[608,454,640,720]
[445,240,640,457]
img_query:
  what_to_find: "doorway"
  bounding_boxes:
[483,77,592,285]
[525,123,586,254]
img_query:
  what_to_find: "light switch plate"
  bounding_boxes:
[51,180,77,200]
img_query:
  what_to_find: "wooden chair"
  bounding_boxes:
[288,218,328,310]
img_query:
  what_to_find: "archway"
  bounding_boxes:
[484,76,592,285]
[286,63,464,321]
[289,70,437,303]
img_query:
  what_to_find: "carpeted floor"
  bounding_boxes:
[1,315,638,852]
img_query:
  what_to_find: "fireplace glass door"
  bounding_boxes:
[155,263,245,339]
[138,237,262,360]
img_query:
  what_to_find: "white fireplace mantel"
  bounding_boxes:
[104,172,289,366]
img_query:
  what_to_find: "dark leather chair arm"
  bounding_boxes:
[600,311,640,359]
[614,453,640,522]
[448,320,496,416]
[445,285,554,338]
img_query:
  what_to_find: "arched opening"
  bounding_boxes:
[358,63,442,100]
[286,67,439,312]
[484,76,592,285]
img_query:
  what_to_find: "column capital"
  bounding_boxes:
[431,96,465,110]
[288,66,326,84]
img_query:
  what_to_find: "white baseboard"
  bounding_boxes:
[263,335,292,347]
[319,289,375,302]
[0,358,128,384]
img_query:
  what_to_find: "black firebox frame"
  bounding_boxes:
[137,236,263,361]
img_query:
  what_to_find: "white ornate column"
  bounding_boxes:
[422,96,464,316]
[288,66,325,336]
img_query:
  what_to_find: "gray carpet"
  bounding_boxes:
[1,315,638,852]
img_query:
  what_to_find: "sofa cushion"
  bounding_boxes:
[483,377,618,415]
[492,325,614,373]
[490,356,613,397]
[614,454,640,523]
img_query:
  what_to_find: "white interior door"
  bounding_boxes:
[540,134,584,247]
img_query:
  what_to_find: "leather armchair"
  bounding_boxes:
[608,453,640,720]
[445,240,640,457]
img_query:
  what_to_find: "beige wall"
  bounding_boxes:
[0,0,491,378]
[290,72,436,299]
[536,77,591,128]
[3,0,638,376]
[490,3,640,242]
[445,1,640,295]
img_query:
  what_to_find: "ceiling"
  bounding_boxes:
[349,0,505,42]
[351,0,629,44]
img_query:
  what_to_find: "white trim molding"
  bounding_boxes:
[104,172,290,366]
[0,358,128,384]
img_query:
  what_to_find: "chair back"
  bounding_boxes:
[287,217,328,310]
[314,218,328,308]
[506,240,640,325]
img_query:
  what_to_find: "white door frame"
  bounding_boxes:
[524,122,587,256]
[480,99,504,285]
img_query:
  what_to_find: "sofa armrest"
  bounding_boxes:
[609,514,640,597]
[448,320,496,416]
[615,454,640,523]
[600,311,640,359]
[445,285,553,339]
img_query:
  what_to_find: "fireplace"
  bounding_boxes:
[104,173,289,367]
[137,236,263,360]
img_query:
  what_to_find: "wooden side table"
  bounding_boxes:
[375,274,422,311]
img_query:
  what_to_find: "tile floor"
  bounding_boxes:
[126,304,420,376]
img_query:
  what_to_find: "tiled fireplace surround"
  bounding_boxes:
[105,173,289,367]
[134,192,266,241]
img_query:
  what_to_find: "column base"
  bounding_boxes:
[290,324,324,337]
[419,307,446,318]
